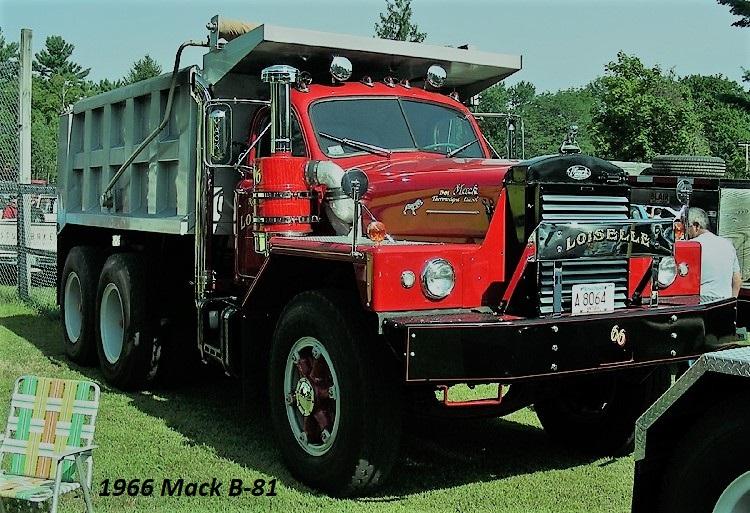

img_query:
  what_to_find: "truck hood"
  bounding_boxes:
[359,157,514,242]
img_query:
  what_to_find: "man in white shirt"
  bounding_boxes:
[687,207,742,299]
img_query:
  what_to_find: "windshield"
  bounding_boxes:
[310,98,483,158]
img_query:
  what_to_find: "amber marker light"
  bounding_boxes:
[367,221,387,243]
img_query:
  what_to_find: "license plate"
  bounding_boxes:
[571,283,615,315]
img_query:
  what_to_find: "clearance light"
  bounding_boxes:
[657,257,678,288]
[367,221,387,243]
[426,64,447,88]
[330,56,352,82]
[421,259,455,300]
[678,262,689,277]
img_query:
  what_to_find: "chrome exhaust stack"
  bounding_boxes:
[261,65,298,154]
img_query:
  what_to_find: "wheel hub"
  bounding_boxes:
[283,337,341,457]
[295,377,315,416]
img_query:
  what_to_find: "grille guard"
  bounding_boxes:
[534,220,675,315]
[535,219,674,261]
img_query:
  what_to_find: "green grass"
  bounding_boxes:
[0,293,634,513]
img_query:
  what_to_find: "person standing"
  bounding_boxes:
[687,207,742,299]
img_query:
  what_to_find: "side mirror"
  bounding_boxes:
[341,168,370,199]
[206,104,232,165]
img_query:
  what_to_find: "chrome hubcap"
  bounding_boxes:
[714,470,750,513]
[295,377,315,416]
[64,272,83,343]
[283,336,340,456]
[100,282,125,364]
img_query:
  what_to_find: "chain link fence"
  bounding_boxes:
[0,30,58,311]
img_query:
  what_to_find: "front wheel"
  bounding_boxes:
[268,290,401,496]
[535,366,670,455]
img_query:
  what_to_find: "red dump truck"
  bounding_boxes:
[57,17,737,495]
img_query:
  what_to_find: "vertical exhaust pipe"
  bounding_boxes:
[261,65,298,154]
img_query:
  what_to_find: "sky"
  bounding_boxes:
[1,0,748,92]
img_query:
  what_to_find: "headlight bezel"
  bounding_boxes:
[420,258,456,300]
[657,256,678,288]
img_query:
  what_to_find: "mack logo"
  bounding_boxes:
[565,228,651,251]
[566,165,591,180]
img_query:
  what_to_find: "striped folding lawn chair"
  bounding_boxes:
[0,376,100,513]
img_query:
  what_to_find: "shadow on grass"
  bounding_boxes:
[2,313,600,499]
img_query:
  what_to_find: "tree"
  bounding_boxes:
[523,88,597,157]
[33,35,89,79]
[0,27,19,63]
[682,74,750,177]
[591,52,709,162]
[717,0,750,27]
[374,0,426,42]
[123,54,162,85]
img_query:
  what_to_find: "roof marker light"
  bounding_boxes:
[426,64,447,88]
[330,56,352,82]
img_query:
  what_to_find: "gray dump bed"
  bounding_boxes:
[57,21,522,236]
[58,69,198,235]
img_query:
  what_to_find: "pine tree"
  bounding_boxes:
[374,0,427,42]
[717,0,750,27]
[0,28,19,63]
[32,35,90,79]
[123,55,162,85]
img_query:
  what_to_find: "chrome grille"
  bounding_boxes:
[539,192,629,315]
[541,194,629,221]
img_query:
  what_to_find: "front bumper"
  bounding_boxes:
[383,296,737,383]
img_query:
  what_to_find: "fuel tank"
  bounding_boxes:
[359,158,514,242]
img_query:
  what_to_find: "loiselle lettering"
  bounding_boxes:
[565,228,651,251]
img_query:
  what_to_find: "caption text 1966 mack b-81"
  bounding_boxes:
[56,17,738,495]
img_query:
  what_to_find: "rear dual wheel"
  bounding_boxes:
[269,290,401,496]
[95,253,160,390]
[61,247,104,365]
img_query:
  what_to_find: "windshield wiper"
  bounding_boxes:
[446,139,479,158]
[318,132,392,157]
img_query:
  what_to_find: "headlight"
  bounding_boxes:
[421,259,455,300]
[657,257,678,288]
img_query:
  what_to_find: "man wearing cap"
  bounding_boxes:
[687,207,742,299]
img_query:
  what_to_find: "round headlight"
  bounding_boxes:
[421,259,455,300]
[657,257,678,288]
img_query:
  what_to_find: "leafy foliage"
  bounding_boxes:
[681,74,750,177]
[591,52,709,162]
[717,0,750,27]
[0,28,19,63]
[32,35,89,80]
[123,54,162,85]
[374,0,427,42]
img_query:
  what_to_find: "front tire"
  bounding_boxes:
[535,366,669,454]
[61,246,104,365]
[268,290,401,496]
[95,253,159,390]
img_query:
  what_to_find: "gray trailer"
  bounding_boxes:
[633,347,750,513]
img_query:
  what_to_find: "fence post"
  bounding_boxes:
[17,28,32,299]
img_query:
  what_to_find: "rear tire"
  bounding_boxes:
[535,366,669,455]
[651,155,726,177]
[61,246,104,365]
[95,253,159,390]
[656,392,750,513]
[268,290,401,496]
